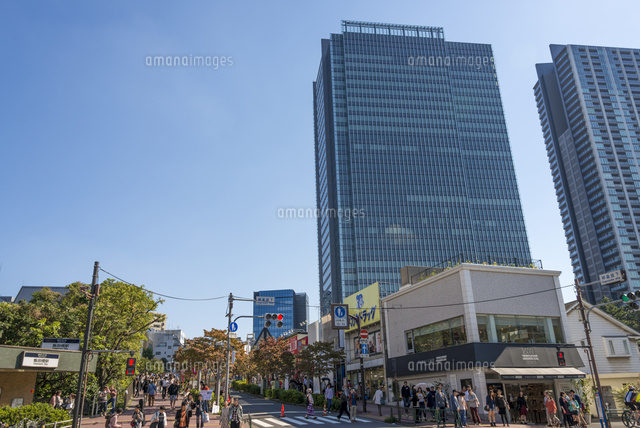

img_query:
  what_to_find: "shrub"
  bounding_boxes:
[265,389,273,398]
[0,403,71,426]
[281,389,305,404]
[247,384,261,396]
[312,394,324,408]
[272,389,282,400]
[384,416,398,424]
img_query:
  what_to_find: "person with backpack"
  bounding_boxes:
[132,405,145,428]
[559,392,573,427]
[150,406,168,428]
[436,385,448,426]
[176,402,191,428]
[148,381,157,407]
[107,408,123,428]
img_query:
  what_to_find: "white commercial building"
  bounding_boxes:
[147,329,186,362]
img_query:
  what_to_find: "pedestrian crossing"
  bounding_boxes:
[250,415,373,427]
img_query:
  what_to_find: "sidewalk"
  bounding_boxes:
[80,392,219,428]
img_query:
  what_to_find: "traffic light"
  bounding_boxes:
[125,357,137,376]
[620,291,640,310]
[264,313,284,328]
[557,351,566,366]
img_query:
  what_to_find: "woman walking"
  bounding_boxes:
[305,388,317,419]
[517,391,529,424]
[337,390,351,421]
[486,390,497,427]
[417,387,426,422]
[496,390,510,427]
[219,401,229,428]
[176,402,191,428]
[545,392,559,427]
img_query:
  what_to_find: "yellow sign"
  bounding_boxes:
[344,282,380,332]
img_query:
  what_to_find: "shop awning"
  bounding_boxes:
[491,367,586,380]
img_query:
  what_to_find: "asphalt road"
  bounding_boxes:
[232,391,386,428]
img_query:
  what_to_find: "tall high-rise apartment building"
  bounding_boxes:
[535,44,640,303]
[314,21,532,316]
[252,290,308,340]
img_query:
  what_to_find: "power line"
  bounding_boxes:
[99,268,228,302]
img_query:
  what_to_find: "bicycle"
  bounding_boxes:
[622,409,640,428]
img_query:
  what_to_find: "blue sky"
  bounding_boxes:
[1,0,639,340]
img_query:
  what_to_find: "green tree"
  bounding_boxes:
[142,346,154,359]
[598,297,640,331]
[296,341,344,382]
[0,280,164,401]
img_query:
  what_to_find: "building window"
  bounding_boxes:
[477,315,564,344]
[406,332,414,353]
[409,316,466,353]
[609,340,616,355]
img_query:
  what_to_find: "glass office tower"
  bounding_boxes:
[314,21,532,316]
[535,44,640,303]
[252,290,308,339]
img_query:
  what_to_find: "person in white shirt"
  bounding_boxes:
[373,386,385,417]
[324,384,334,413]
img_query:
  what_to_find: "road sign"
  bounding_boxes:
[42,338,81,351]
[360,329,368,340]
[229,322,238,332]
[359,338,368,344]
[361,343,368,356]
[331,303,349,329]
[256,296,275,305]
[600,270,626,286]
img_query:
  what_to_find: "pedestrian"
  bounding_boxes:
[162,378,169,400]
[349,388,358,423]
[517,391,528,424]
[325,384,334,413]
[108,385,118,412]
[150,406,168,428]
[486,389,497,427]
[219,401,229,428]
[337,390,351,421]
[305,388,317,419]
[64,394,76,414]
[496,390,510,427]
[427,386,437,422]
[176,401,192,428]
[417,387,426,422]
[50,390,63,409]
[436,385,448,427]
[228,397,243,428]
[458,389,468,427]
[569,390,587,428]
[412,386,419,422]
[194,394,204,428]
[109,408,123,428]
[401,382,411,414]
[202,385,210,414]
[467,386,481,425]
[545,392,559,427]
[450,390,461,428]
[132,405,144,428]
[148,380,157,407]
[169,381,180,410]
[559,392,573,427]
[373,386,384,417]
[98,386,109,416]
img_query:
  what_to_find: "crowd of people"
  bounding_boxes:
[396,382,590,428]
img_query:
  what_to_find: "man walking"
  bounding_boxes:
[148,380,157,407]
[337,390,351,421]
[169,381,180,410]
[229,397,243,428]
[401,382,411,414]
[324,384,334,413]
[349,388,358,423]
[162,377,169,400]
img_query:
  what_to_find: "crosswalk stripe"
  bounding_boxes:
[252,419,273,427]
[355,418,371,423]
[294,416,323,424]
[281,417,308,425]
[315,417,340,424]
[264,418,291,426]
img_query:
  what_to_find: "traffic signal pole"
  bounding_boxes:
[72,261,100,428]
[225,293,233,403]
[575,279,608,428]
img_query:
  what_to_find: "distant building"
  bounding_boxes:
[314,20,533,316]
[147,329,186,362]
[15,286,68,302]
[535,44,640,303]
[252,290,308,340]
[0,296,13,303]
[150,314,167,331]
[565,301,640,410]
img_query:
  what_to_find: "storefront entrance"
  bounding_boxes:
[503,381,554,424]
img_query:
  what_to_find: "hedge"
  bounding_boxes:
[0,403,71,426]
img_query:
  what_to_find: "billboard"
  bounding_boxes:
[344,282,380,332]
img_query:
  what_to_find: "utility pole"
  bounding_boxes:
[348,314,367,413]
[575,279,608,428]
[225,293,233,403]
[72,261,100,428]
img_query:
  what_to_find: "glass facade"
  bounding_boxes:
[535,44,640,302]
[252,290,308,340]
[405,316,467,353]
[315,21,532,315]
[476,314,564,344]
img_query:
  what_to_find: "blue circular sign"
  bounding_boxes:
[334,306,346,318]
[229,322,238,332]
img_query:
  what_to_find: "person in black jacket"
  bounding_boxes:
[517,391,529,424]
[175,402,191,428]
[401,382,411,411]
[168,382,180,410]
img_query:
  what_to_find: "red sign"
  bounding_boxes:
[360,329,368,339]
